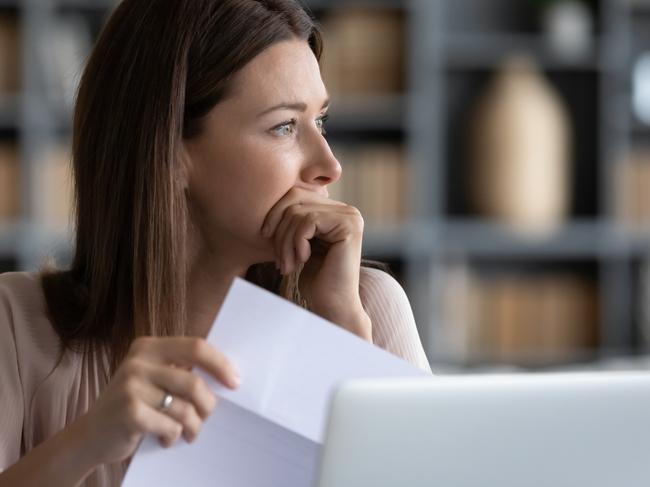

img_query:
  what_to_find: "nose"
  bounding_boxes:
[300,132,342,189]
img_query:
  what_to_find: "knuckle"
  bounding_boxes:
[207,394,218,414]
[188,376,205,400]
[347,206,364,229]
[179,405,201,441]
[196,397,213,420]
[189,409,202,430]
[213,351,230,372]
[178,401,194,423]
[189,337,208,359]
[286,205,300,218]
[346,204,362,218]
[125,398,146,426]
[121,375,139,396]
[122,357,145,377]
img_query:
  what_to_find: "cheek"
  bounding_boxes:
[238,155,298,230]
[188,140,299,238]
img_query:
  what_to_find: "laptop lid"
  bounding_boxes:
[316,372,650,487]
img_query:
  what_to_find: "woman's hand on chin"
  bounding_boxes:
[261,187,372,341]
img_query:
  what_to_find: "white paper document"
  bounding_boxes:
[122,277,428,486]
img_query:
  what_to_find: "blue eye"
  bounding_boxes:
[316,114,329,135]
[270,114,329,137]
[272,119,297,136]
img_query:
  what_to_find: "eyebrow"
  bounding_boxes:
[257,98,330,118]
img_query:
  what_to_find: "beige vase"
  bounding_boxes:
[468,56,571,236]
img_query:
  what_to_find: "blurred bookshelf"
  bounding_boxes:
[318,0,650,371]
[2,0,650,371]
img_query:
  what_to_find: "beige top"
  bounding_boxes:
[0,268,431,486]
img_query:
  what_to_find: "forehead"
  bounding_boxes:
[225,38,326,109]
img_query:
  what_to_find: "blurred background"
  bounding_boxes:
[1,0,650,373]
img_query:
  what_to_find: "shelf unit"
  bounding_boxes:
[316,0,650,368]
[427,0,650,367]
[1,0,649,369]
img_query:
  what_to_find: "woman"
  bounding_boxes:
[0,0,431,485]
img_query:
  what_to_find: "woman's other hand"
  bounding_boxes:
[261,187,372,341]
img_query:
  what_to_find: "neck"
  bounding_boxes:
[185,243,250,339]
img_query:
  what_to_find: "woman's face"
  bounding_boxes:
[183,38,341,264]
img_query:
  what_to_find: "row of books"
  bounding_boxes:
[436,261,599,366]
[615,149,650,229]
[0,143,73,228]
[319,8,405,97]
[0,15,20,97]
[0,12,91,115]
[327,143,408,224]
[0,144,20,218]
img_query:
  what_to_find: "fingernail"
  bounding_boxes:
[261,225,269,237]
[230,373,241,389]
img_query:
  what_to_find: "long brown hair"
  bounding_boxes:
[41,0,328,375]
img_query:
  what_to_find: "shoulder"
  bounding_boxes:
[0,272,45,470]
[358,266,432,373]
[0,272,37,364]
[359,266,412,315]
[0,271,64,377]
[0,271,44,305]
[0,271,49,331]
[359,265,397,289]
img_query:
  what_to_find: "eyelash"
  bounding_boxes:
[271,114,329,137]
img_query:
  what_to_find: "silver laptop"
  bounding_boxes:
[315,372,650,487]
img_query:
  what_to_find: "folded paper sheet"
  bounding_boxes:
[122,277,428,487]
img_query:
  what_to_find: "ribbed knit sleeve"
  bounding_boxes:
[0,275,25,471]
[359,267,432,373]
